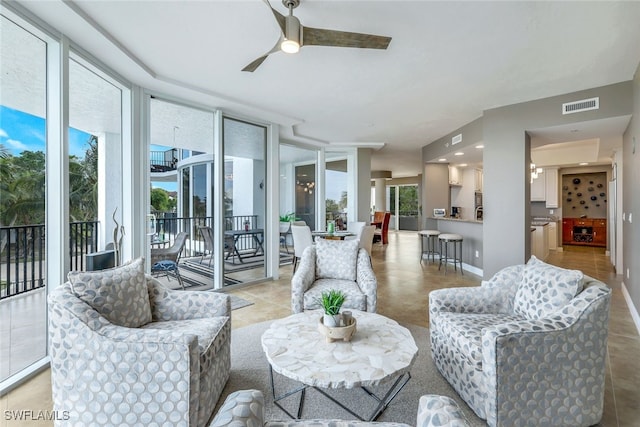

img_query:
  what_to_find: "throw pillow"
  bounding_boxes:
[481,264,524,288]
[68,257,152,328]
[514,256,584,320]
[315,238,359,281]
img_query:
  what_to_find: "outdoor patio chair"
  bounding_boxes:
[197,225,237,266]
[150,231,188,289]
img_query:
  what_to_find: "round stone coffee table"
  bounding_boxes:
[261,309,418,421]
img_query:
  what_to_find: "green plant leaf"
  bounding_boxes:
[318,289,347,315]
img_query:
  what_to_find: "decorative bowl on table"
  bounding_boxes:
[318,316,357,343]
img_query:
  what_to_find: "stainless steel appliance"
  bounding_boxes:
[451,207,461,218]
[433,208,446,217]
[475,192,483,208]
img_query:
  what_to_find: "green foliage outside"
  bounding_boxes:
[151,188,177,212]
[0,136,99,228]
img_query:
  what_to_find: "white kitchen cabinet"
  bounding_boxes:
[545,168,559,208]
[449,166,462,186]
[530,174,545,201]
[532,224,549,260]
[474,168,483,192]
[548,221,557,250]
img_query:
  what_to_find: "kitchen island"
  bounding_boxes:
[427,217,483,274]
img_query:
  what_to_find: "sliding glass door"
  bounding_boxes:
[222,117,267,284]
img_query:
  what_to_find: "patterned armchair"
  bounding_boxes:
[291,238,377,313]
[429,256,612,427]
[49,258,231,426]
[209,390,470,427]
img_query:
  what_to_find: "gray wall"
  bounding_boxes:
[481,81,632,277]
[422,163,450,230]
[622,64,640,316]
[422,81,634,279]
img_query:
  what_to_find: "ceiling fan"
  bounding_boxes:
[242,0,392,72]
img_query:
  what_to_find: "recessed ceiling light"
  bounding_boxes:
[579,162,588,166]
[475,144,484,149]
[438,158,447,162]
[570,129,580,133]
[454,152,464,156]
[459,163,468,167]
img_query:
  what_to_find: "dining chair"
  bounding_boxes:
[359,225,376,255]
[345,221,366,241]
[291,224,313,272]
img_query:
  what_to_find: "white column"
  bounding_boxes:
[374,178,386,212]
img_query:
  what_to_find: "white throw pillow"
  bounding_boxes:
[68,257,151,328]
[514,256,583,320]
[315,238,359,281]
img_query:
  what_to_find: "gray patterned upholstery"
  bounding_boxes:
[50,260,231,426]
[67,257,152,328]
[291,241,377,313]
[429,259,611,427]
[209,390,468,427]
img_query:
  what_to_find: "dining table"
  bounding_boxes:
[224,228,264,263]
[311,230,355,240]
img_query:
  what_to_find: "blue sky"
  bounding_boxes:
[0,105,92,158]
[1,105,345,197]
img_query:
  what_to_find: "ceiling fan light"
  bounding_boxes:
[281,39,300,54]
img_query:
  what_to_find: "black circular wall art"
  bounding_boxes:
[589,181,594,185]
[591,196,597,201]
[566,198,572,202]
[577,192,582,197]
[600,193,606,197]
[597,183,603,188]
[588,187,594,191]
[573,178,581,184]
[580,200,586,204]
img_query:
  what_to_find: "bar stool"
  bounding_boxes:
[418,230,440,263]
[438,233,463,274]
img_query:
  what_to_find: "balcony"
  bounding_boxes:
[150,148,178,173]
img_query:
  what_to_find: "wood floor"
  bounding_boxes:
[1,231,638,426]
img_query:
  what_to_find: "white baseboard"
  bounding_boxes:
[462,263,483,277]
[621,282,640,336]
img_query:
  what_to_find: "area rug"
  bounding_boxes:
[216,321,485,426]
[229,294,254,311]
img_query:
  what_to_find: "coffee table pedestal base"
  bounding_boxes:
[269,365,412,421]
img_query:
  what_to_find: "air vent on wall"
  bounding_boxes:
[562,97,599,115]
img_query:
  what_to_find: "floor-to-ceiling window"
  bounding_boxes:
[325,151,350,229]
[69,56,123,265]
[1,6,131,392]
[223,117,267,284]
[0,13,48,385]
[387,184,419,230]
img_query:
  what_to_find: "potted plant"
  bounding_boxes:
[319,289,346,327]
[279,212,296,223]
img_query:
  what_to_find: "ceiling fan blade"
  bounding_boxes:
[302,26,391,49]
[261,0,286,34]
[242,38,282,72]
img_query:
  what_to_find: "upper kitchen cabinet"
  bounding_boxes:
[531,173,545,201]
[449,165,462,186]
[544,167,559,208]
[530,167,559,207]
[474,168,483,192]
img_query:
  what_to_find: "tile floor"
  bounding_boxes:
[1,231,638,426]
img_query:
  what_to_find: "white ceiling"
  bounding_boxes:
[12,0,640,177]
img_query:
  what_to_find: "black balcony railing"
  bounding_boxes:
[0,221,99,300]
[153,214,260,255]
[150,149,178,172]
[1,215,264,299]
